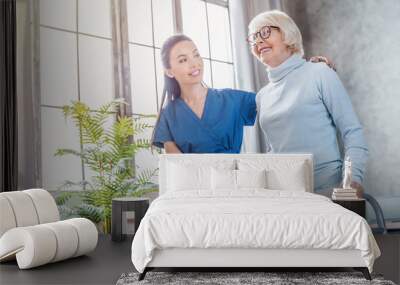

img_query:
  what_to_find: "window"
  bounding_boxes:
[126,0,175,176]
[127,0,174,113]
[39,0,114,190]
[181,0,234,89]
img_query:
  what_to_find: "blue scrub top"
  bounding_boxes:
[153,88,256,153]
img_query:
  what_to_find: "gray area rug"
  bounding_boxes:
[116,271,396,285]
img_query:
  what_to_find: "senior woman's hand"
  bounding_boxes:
[350,181,364,198]
[310,56,336,71]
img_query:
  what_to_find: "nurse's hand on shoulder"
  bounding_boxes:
[164,141,182,154]
[351,181,364,199]
[309,56,336,71]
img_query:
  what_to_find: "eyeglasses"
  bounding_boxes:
[247,25,280,46]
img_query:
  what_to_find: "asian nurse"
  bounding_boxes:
[151,34,256,153]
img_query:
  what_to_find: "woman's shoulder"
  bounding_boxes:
[302,61,342,89]
[160,98,179,115]
[255,84,273,103]
[304,61,336,77]
[257,84,271,94]
[211,88,256,98]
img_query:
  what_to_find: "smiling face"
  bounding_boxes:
[251,26,293,68]
[166,40,204,86]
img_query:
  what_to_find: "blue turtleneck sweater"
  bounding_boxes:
[257,54,368,192]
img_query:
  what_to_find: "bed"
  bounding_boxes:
[131,154,380,281]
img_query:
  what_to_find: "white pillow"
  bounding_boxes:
[167,162,209,191]
[167,160,235,192]
[211,168,268,191]
[238,158,308,191]
[211,168,236,190]
[266,162,307,191]
[236,169,268,189]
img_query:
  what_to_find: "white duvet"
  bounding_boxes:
[131,190,380,273]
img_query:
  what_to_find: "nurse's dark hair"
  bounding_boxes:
[150,34,193,148]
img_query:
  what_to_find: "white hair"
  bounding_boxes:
[248,10,304,56]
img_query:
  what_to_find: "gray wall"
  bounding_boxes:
[284,0,400,221]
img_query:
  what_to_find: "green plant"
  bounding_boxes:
[55,100,158,233]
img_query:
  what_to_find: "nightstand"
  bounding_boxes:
[332,199,366,218]
[111,197,150,242]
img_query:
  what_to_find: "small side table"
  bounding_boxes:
[333,198,366,218]
[111,197,149,242]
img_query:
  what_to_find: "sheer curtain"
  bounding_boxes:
[229,0,283,153]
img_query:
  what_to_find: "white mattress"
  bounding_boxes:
[131,190,380,273]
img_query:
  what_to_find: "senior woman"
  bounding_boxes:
[248,10,368,197]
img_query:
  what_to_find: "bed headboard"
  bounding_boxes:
[158,153,314,195]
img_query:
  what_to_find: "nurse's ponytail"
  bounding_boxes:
[151,34,193,149]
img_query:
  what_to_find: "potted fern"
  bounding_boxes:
[55,99,158,234]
